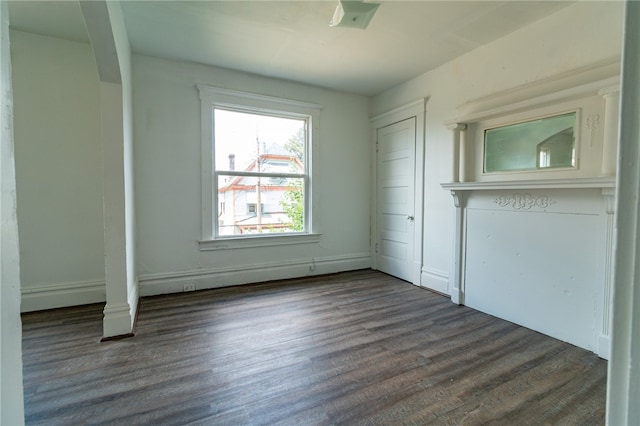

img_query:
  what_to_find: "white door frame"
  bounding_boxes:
[370,99,427,285]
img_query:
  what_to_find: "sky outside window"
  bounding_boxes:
[214,109,305,172]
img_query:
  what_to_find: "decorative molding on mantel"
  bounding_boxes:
[443,60,621,187]
[446,58,620,124]
[441,177,615,192]
[445,74,620,126]
[493,193,556,210]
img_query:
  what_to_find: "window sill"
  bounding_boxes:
[199,233,322,251]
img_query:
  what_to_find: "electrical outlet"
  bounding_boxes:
[183,283,196,292]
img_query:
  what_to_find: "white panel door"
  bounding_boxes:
[376,118,416,282]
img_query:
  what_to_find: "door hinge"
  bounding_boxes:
[375,243,379,253]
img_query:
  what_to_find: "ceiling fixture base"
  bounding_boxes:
[330,1,380,30]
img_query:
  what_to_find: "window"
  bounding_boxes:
[215,109,306,236]
[198,85,321,248]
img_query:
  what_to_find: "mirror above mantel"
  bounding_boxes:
[484,111,577,173]
[443,72,620,185]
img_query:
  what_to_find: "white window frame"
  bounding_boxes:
[197,85,321,251]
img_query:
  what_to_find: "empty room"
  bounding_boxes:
[1,0,639,424]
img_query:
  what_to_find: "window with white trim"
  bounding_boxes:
[198,85,321,246]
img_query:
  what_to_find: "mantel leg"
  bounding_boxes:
[450,190,465,305]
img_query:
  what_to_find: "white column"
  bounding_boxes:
[459,126,468,183]
[447,123,468,304]
[599,87,621,177]
[607,1,640,424]
[599,188,615,359]
[81,1,137,338]
[99,82,134,338]
[447,123,467,183]
[449,190,465,305]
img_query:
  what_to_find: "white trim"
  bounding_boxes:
[102,302,131,316]
[197,85,323,112]
[138,253,371,297]
[607,1,640,423]
[449,190,466,306]
[199,233,322,251]
[21,280,106,312]
[103,301,134,337]
[599,187,616,361]
[448,61,620,125]
[217,170,306,179]
[199,87,213,240]
[370,99,426,123]
[420,267,449,295]
[445,78,616,125]
[442,177,615,191]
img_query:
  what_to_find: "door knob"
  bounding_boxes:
[407,215,414,221]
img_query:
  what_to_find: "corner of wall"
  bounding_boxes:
[0,1,26,423]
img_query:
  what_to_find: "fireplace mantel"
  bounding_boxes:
[440,65,621,360]
[443,180,615,359]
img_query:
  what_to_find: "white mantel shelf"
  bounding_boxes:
[441,177,615,191]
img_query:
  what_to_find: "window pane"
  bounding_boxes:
[214,109,305,173]
[218,176,304,236]
[484,112,576,173]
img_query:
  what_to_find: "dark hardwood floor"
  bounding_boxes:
[21,269,606,425]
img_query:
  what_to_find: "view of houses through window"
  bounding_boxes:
[214,108,307,236]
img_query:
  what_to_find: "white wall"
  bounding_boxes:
[1,2,25,423]
[372,1,624,294]
[133,55,372,294]
[10,31,105,312]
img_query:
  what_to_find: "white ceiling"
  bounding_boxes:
[8,1,574,96]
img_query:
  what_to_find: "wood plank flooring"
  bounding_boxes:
[21,269,607,425]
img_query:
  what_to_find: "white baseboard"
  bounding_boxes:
[21,280,106,313]
[103,301,135,337]
[138,253,371,297]
[420,267,449,295]
[20,254,371,312]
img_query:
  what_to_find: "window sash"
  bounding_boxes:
[214,173,309,239]
[198,84,321,243]
[215,171,306,179]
